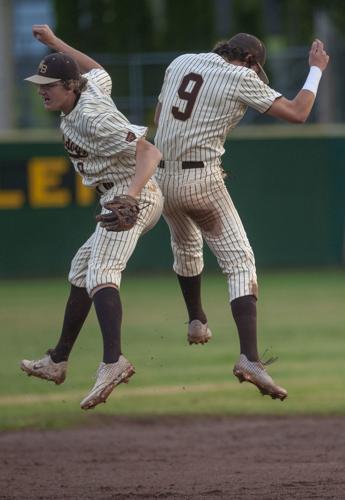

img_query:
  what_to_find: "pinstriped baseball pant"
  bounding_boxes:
[68,181,163,296]
[154,160,257,301]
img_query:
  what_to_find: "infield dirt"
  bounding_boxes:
[1,415,344,499]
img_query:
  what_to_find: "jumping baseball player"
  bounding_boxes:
[154,33,329,400]
[20,25,163,410]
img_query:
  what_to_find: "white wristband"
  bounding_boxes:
[302,66,322,95]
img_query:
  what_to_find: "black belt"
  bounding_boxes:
[95,182,114,195]
[159,161,204,169]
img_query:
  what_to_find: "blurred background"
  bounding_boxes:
[2,0,345,128]
[0,0,344,277]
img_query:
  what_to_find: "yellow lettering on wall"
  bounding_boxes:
[28,157,71,208]
[0,191,25,209]
[75,175,95,206]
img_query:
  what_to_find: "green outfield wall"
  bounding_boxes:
[0,126,344,278]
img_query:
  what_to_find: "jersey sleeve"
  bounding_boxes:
[84,68,112,96]
[90,113,148,158]
[237,71,281,113]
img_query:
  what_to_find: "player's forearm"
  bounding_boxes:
[32,24,102,73]
[267,39,329,124]
[126,162,159,198]
[48,38,102,72]
[287,65,323,123]
[126,140,162,198]
[289,90,317,123]
[267,91,316,124]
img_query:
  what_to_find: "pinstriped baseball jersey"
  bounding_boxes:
[61,67,163,295]
[155,52,281,161]
[154,51,281,300]
[61,68,147,188]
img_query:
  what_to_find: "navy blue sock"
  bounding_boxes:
[231,295,259,362]
[177,274,207,323]
[51,285,92,363]
[93,287,122,364]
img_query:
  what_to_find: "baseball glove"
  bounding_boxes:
[95,194,140,231]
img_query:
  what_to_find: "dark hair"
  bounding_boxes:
[62,76,88,94]
[213,41,251,63]
[212,33,269,83]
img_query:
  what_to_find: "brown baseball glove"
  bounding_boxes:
[95,194,140,231]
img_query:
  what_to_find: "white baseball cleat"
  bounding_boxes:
[188,319,212,345]
[233,354,287,401]
[80,356,135,410]
[20,353,67,385]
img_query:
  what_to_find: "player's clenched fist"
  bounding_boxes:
[32,24,57,45]
[309,38,329,71]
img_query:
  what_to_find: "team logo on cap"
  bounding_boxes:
[39,62,48,74]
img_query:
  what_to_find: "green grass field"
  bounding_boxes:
[0,269,344,430]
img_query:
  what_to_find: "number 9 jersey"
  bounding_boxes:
[154,52,280,161]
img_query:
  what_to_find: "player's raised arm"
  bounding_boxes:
[266,39,329,123]
[32,24,102,72]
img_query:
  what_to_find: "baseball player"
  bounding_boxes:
[20,25,163,410]
[154,33,329,400]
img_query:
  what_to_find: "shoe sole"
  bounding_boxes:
[20,362,65,385]
[233,368,287,401]
[188,330,212,345]
[81,365,135,410]
[188,335,211,345]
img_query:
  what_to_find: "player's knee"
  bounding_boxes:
[173,256,204,276]
[86,268,122,296]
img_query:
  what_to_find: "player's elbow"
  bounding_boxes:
[288,101,312,123]
[152,144,162,165]
[147,141,162,163]
[290,108,310,123]
[137,138,162,163]
[281,105,309,123]
[267,97,311,124]
[289,114,308,124]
